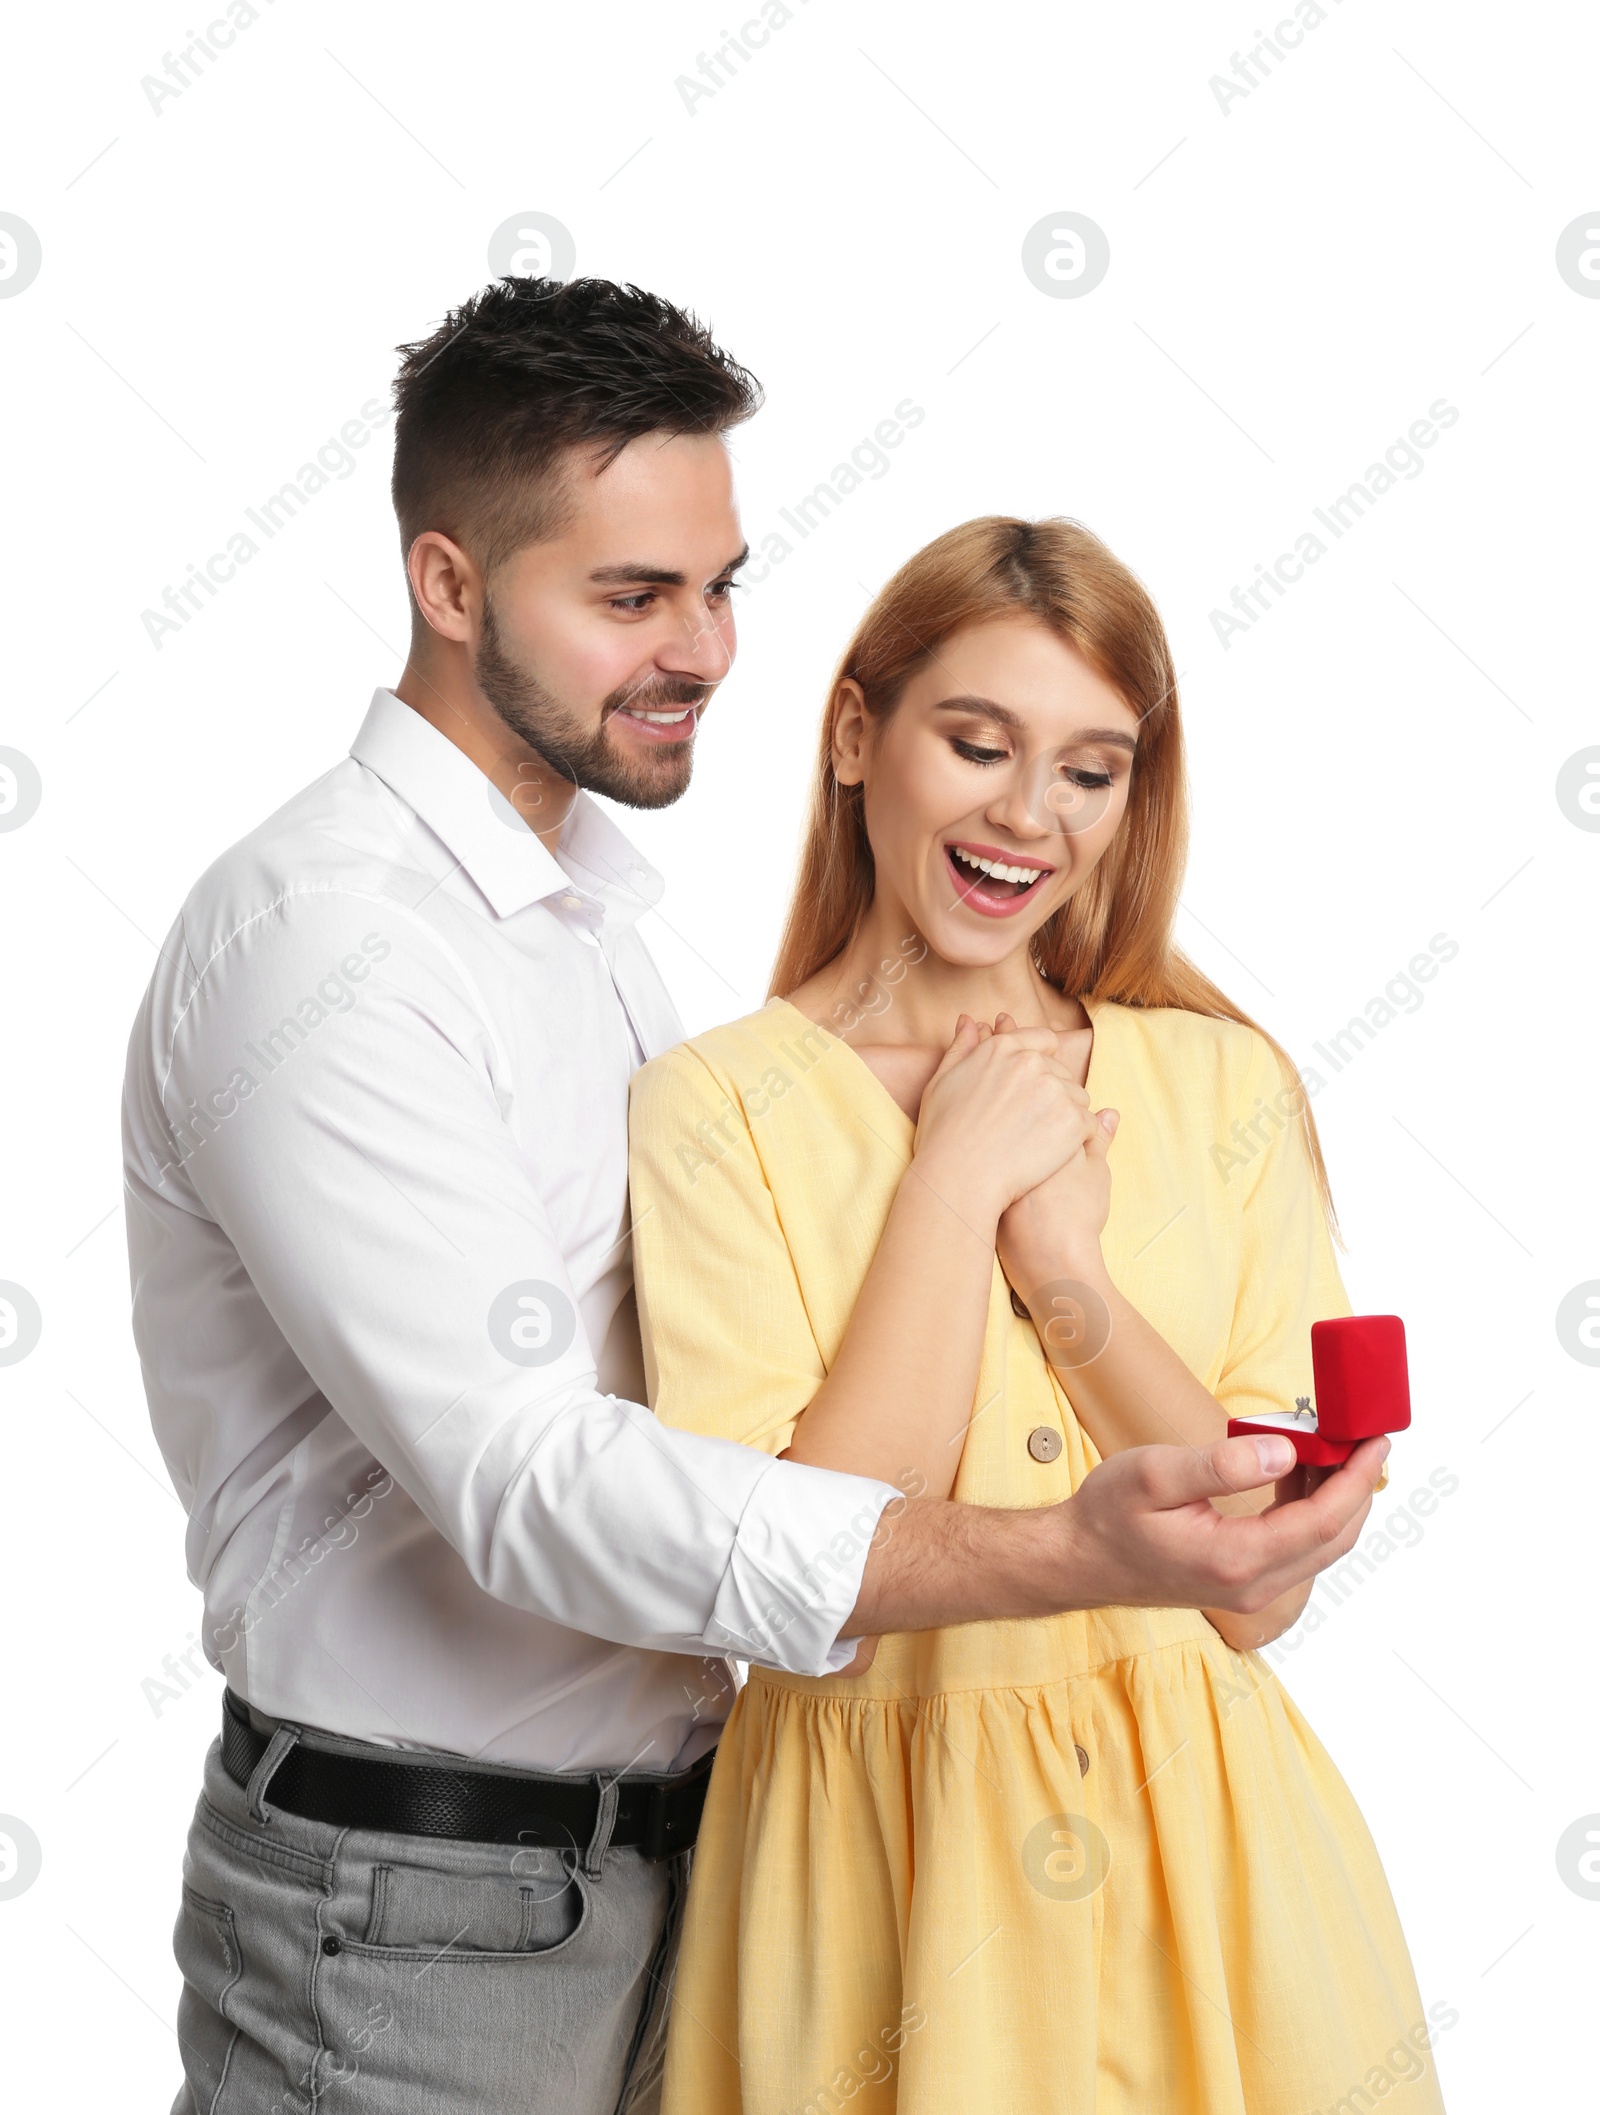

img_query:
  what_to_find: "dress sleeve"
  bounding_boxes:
[628,1042,827,1458]
[1214,1032,1353,1425]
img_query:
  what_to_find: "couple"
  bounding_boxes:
[123,276,1442,2115]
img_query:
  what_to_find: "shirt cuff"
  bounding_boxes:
[703,1454,900,1677]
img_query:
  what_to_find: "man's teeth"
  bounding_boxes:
[625,707,694,724]
[950,845,1048,886]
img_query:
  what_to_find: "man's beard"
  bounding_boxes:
[475,598,708,811]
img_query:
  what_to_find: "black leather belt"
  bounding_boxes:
[220,1690,712,1859]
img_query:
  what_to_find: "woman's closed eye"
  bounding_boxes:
[952,736,1116,791]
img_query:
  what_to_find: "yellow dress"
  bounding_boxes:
[628,996,1445,2115]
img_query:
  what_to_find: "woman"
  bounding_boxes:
[627,519,1444,2114]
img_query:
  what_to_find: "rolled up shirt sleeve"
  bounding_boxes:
[128,885,895,1678]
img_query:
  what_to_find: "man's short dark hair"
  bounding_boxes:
[390,276,761,578]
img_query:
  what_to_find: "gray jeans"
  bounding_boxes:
[170,1732,688,2114]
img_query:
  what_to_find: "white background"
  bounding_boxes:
[2,0,1595,2104]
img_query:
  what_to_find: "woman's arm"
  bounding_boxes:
[783,1020,1099,1674]
[995,1033,1338,1652]
[629,1017,1095,1673]
[1003,1213,1309,1649]
[781,1019,1096,1501]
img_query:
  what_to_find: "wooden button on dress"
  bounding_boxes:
[1026,1426,1062,1463]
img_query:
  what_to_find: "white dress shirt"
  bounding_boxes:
[121,689,896,1773]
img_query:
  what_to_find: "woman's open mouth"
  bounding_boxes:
[943,840,1056,919]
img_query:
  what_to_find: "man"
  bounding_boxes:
[122,276,1386,2115]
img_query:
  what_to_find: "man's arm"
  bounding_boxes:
[125,888,899,1677]
[842,1431,1388,1640]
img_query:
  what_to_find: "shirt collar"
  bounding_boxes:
[349,689,664,927]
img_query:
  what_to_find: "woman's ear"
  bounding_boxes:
[830,678,870,787]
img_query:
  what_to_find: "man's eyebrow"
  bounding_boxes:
[588,546,751,589]
[932,695,1139,750]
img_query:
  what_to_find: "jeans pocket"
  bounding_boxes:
[349,1859,589,1961]
[173,1885,243,2110]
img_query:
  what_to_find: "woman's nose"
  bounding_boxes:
[985,770,1058,845]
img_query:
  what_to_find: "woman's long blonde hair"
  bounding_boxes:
[769,516,1337,1233]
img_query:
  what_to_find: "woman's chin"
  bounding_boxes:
[920,914,1046,972]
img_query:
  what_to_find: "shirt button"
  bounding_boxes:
[1027,1426,1062,1463]
[1075,1743,1090,1777]
[321,1935,342,1956]
[560,893,582,910]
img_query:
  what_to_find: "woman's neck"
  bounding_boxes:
[789,896,1086,1048]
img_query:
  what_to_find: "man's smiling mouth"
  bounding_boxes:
[944,839,1055,917]
[610,699,703,744]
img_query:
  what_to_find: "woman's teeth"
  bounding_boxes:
[949,845,1048,888]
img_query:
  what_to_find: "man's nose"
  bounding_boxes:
[660,599,734,682]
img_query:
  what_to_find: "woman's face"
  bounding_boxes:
[835,616,1143,969]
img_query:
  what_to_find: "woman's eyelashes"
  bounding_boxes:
[950,736,1118,790]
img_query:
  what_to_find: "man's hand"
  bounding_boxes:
[841,1431,1389,1642]
[1054,1431,1390,1617]
[1201,1454,1350,1651]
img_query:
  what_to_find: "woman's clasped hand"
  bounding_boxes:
[912,1008,1118,1300]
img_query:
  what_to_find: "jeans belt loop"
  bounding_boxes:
[245,1722,303,1825]
[581,1773,621,1879]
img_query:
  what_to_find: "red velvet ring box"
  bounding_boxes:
[1226,1314,1411,1466]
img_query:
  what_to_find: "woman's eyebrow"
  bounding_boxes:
[932,696,1138,751]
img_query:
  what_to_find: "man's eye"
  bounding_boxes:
[706,577,738,602]
[953,739,1009,766]
[609,592,656,613]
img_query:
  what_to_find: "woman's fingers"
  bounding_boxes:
[974,1019,1057,1052]
[925,1013,980,1085]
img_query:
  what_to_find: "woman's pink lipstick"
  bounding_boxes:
[943,840,1055,919]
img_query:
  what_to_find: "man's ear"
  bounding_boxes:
[831,678,871,787]
[406,531,482,644]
